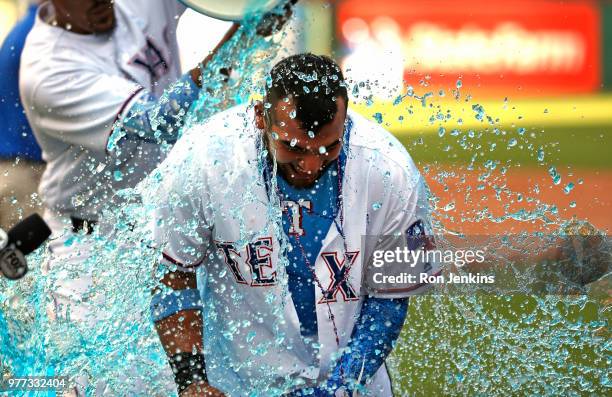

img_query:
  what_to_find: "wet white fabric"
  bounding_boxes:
[19,1,186,395]
[42,210,176,397]
[20,0,186,220]
[146,104,438,396]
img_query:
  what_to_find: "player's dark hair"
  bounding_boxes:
[264,53,348,134]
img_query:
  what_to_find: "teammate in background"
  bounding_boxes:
[19,0,239,236]
[18,0,294,394]
[0,1,44,230]
[148,54,439,396]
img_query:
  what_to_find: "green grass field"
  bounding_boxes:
[390,292,609,396]
[397,125,612,170]
[375,95,611,395]
[352,94,612,169]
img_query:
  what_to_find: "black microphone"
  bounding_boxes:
[0,213,52,280]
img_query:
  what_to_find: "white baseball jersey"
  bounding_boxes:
[145,104,438,396]
[20,0,186,221]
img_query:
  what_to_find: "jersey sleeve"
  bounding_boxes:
[108,73,199,148]
[21,62,143,153]
[142,134,212,271]
[383,169,434,238]
[365,161,441,298]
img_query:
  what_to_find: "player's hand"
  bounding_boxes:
[179,382,226,397]
[191,23,240,87]
[256,0,299,37]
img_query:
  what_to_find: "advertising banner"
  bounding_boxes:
[337,0,601,97]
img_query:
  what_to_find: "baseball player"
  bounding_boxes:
[19,0,240,237]
[17,0,240,393]
[147,54,439,396]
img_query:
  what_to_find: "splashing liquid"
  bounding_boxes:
[0,5,609,397]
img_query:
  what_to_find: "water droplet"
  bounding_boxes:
[271,132,279,140]
[113,170,124,181]
[318,146,327,154]
[517,127,526,135]
[373,113,383,124]
[307,131,315,139]
[563,182,575,194]
[472,104,485,121]
[507,138,517,148]
[569,201,576,208]
[290,138,297,147]
[372,202,382,211]
[548,166,561,185]
[289,110,296,119]
[443,202,456,211]
[537,148,545,162]
[456,79,462,88]
[438,127,446,137]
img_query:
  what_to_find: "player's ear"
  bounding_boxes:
[254,101,266,130]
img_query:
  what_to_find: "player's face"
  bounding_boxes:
[257,96,348,189]
[52,0,115,34]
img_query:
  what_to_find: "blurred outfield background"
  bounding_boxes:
[2,0,611,233]
[292,0,612,235]
[1,1,610,395]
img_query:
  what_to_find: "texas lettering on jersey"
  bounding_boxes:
[319,251,360,303]
[130,37,169,80]
[214,238,276,286]
[213,201,360,302]
[281,200,312,236]
[214,240,360,304]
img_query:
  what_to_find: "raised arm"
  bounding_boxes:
[111,23,240,147]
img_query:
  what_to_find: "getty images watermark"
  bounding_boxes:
[360,234,610,296]
[371,245,491,284]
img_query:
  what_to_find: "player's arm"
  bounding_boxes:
[143,132,223,395]
[116,0,300,148]
[123,0,301,145]
[20,21,239,154]
[152,267,225,396]
[111,23,241,147]
[327,296,408,395]
[288,297,408,397]
[322,165,429,394]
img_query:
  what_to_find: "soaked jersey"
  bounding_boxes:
[145,104,438,396]
[20,0,186,220]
